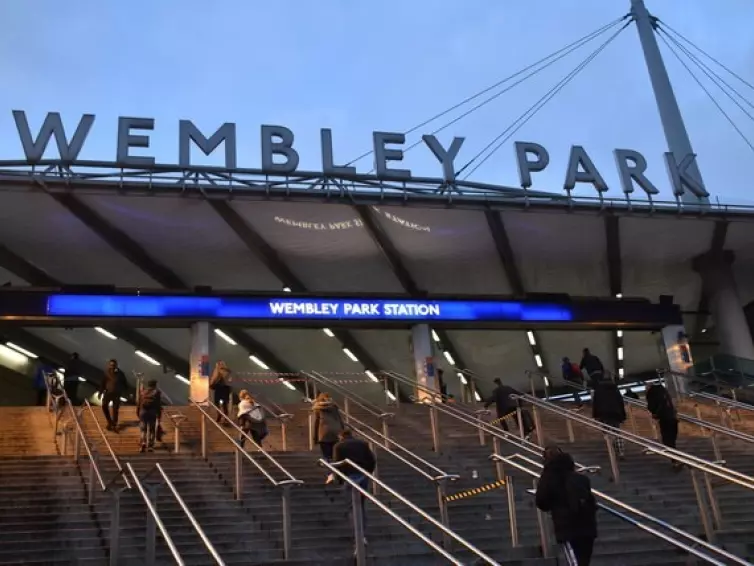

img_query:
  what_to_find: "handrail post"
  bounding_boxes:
[173,422,181,454]
[534,478,552,558]
[62,426,69,456]
[690,469,716,544]
[604,433,621,484]
[393,378,400,407]
[435,477,451,550]
[234,449,243,501]
[531,405,544,446]
[477,412,486,446]
[200,412,208,459]
[281,418,289,452]
[351,485,367,565]
[429,404,441,453]
[74,427,81,461]
[88,454,98,505]
[506,476,519,547]
[627,404,638,435]
[368,441,380,496]
[516,407,526,440]
[282,484,293,560]
[344,396,351,419]
[381,417,390,443]
[308,411,315,451]
[703,472,723,530]
[493,437,504,481]
[109,489,122,566]
[566,415,575,443]
[145,483,159,566]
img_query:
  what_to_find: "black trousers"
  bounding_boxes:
[564,537,594,566]
[35,389,47,406]
[213,385,231,420]
[64,381,79,405]
[320,441,336,461]
[659,418,679,449]
[102,392,121,426]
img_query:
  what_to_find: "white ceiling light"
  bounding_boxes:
[94,327,117,340]
[616,293,623,299]
[443,351,455,365]
[701,328,707,333]
[385,390,397,401]
[343,348,359,363]
[135,350,160,366]
[119,397,128,403]
[543,376,550,387]
[365,370,379,382]
[6,342,38,359]
[283,286,292,293]
[457,372,467,385]
[175,374,190,384]
[618,368,625,378]
[77,376,86,382]
[527,331,536,346]
[323,328,335,338]
[534,354,543,368]
[0,344,29,364]
[617,347,624,361]
[431,329,441,343]
[281,379,297,391]
[616,330,623,338]
[249,355,270,370]
[214,329,237,346]
[474,391,482,402]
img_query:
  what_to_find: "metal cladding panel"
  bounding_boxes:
[76,196,282,290]
[538,330,614,379]
[227,202,404,293]
[623,331,664,376]
[0,266,26,286]
[372,207,511,295]
[0,192,157,287]
[445,330,535,395]
[621,217,713,311]
[725,221,754,306]
[502,211,608,296]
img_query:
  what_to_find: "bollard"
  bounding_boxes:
[145,484,159,566]
[109,490,122,566]
[282,484,293,559]
[506,477,519,547]
[234,449,243,501]
[352,485,367,565]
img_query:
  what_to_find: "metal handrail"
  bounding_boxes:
[236,379,294,419]
[154,463,226,565]
[497,453,748,566]
[690,391,754,414]
[125,463,185,566]
[307,371,393,419]
[82,400,133,489]
[190,399,301,486]
[321,458,500,566]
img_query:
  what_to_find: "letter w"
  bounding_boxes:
[13,111,94,163]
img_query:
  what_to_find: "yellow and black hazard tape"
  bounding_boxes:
[444,479,506,502]
[489,413,517,426]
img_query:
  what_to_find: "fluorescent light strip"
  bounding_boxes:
[6,342,38,359]
[280,378,297,391]
[457,372,467,385]
[534,354,543,368]
[443,351,455,365]
[431,329,440,343]
[365,370,379,382]
[249,355,270,370]
[618,367,625,378]
[135,350,160,366]
[617,330,623,338]
[94,327,117,340]
[0,344,29,364]
[323,328,335,338]
[77,376,86,382]
[474,391,482,402]
[616,293,623,299]
[283,286,292,293]
[617,347,624,361]
[175,374,190,384]
[343,348,359,363]
[214,329,237,346]
[385,390,397,401]
[527,331,536,346]
[543,376,550,387]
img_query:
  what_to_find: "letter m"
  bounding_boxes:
[13,111,94,164]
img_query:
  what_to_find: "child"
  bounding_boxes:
[137,380,163,453]
[237,390,267,448]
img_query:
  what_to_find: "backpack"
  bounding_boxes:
[569,363,581,379]
[141,389,161,412]
[565,472,596,520]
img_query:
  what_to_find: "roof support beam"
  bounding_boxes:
[605,215,623,379]
[692,220,729,340]
[43,195,293,375]
[485,210,551,381]
[207,201,382,383]
[355,205,475,399]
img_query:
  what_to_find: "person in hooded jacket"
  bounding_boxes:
[209,361,233,424]
[536,446,597,566]
[646,384,681,470]
[484,378,534,436]
[579,349,605,388]
[237,390,268,448]
[313,393,345,483]
[137,379,162,452]
[592,379,627,459]
[100,359,128,432]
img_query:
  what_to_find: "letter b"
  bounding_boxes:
[261,125,300,173]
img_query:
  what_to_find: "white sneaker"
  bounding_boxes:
[325,473,335,485]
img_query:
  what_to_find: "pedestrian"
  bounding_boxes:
[64,352,83,405]
[536,445,598,566]
[592,379,627,459]
[209,361,233,424]
[562,356,585,405]
[137,379,162,452]
[312,392,344,483]
[333,429,376,549]
[484,378,534,437]
[99,359,128,432]
[437,368,448,402]
[579,348,604,388]
[33,363,53,407]
[237,390,268,448]
[646,384,681,470]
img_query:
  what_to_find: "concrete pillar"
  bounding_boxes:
[693,251,754,361]
[189,322,215,404]
[410,324,437,402]
[661,325,693,397]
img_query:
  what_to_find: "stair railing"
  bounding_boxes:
[124,462,226,566]
[190,399,302,559]
[494,452,751,566]
[235,378,296,451]
[81,399,133,489]
[321,458,500,566]
[303,370,394,443]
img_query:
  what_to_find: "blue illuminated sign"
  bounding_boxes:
[46,295,573,323]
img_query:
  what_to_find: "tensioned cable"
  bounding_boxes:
[346,15,629,167]
[457,22,630,180]
[659,26,754,117]
[658,32,754,155]
[659,20,754,94]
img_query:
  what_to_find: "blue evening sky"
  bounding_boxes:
[1,0,752,204]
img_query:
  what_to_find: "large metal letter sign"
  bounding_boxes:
[515,141,550,189]
[13,110,94,164]
[261,125,300,173]
[563,145,608,194]
[179,121,237,169]
[614,148,660,196]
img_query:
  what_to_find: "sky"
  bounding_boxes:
[0,0,753,205]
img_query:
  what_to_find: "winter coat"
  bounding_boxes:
[580,354,604,377]
[646,384,677,422]
[536,452,598,543]
[312,399,344,444]
[592,381,626,425]
[64,358,83,383]
[334,437,376,477]
[138,387,162,418]
[238,400,267,438]
[101,368,128,395]
[484,384,520,417]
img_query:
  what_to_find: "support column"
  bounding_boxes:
[189,322,215,404]
[693,251,754,361]
[661,324,693,397]
[410,325,437,402]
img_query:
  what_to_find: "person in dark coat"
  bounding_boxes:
[579,349,604,388]
[137,379,162,452]
[313,393,345,482]
[536,446,597,566]
[646,384,681,470]
[209,361,233,424]
[333,429,377,543]
[99,359,128,431]
[484,378,534,436]
[64,352,83,405]
[592,380,627,458]
[562,357,585,405]
[437,369,448,402]
[33,363,53,407]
